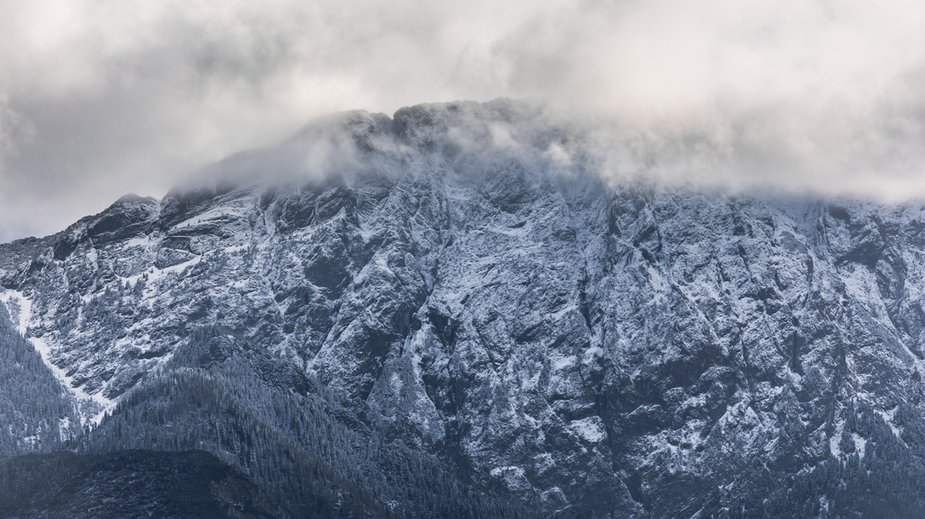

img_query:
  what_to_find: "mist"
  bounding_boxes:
[2,0,925,242]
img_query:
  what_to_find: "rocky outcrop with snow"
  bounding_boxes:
[3,100,925,516]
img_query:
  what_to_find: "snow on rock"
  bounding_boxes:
[568,416,607,443]
[0,289,113,425]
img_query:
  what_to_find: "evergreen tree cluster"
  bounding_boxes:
[0,306,78,456]
[0,449,271,518]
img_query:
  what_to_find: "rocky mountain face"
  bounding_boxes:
[3,100,925,517]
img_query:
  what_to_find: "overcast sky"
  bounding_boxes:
[2,0,925,241]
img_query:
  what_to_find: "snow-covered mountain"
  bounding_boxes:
[3,99,925,517]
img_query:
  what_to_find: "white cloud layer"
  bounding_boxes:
[2,0,925,240]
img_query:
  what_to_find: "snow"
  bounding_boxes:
[0,289,114,426]
[171,204,249,231]
[490,465,531,492]
[568,416,607,443]
[829,421,843,457]
[389,372,403,394]
[148,255,203,283]
[852,433,867,460]
[552,355,577,371]
[0,289,32,335]
[122,235,155,249]
[548,303,578,322]
[877,406,903,440]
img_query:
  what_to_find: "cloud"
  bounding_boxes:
[0,96,37,242]
[1,0,925,241]
[0,97,33,156]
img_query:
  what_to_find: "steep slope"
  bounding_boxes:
[3,100,925,516]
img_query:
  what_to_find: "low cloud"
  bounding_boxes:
[2,0,925,241]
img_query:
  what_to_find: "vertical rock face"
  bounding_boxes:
[3,100,925,516]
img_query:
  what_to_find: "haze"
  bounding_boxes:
[2,0,925,242]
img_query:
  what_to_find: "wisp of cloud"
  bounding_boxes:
[1,0,925,241]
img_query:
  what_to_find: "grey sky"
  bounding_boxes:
[2,0,925,242]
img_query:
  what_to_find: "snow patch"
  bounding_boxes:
[829,417,844,457]
[122,235,155,249]
[548,303,577,322]
[552,355,577,371]
[877,406,903,440]
[171,204,248,231]
[0,289,32,335]
[489,465,531,492]
[148,255,203,283]
[851,433,867,460]
[568,416,607,443]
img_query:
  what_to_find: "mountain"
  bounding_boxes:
[3,99,925,517]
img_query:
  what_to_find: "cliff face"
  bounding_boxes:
[3,100,925,517]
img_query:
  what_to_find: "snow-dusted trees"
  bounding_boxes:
[0,306,78,455]
[76,327,533,518]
